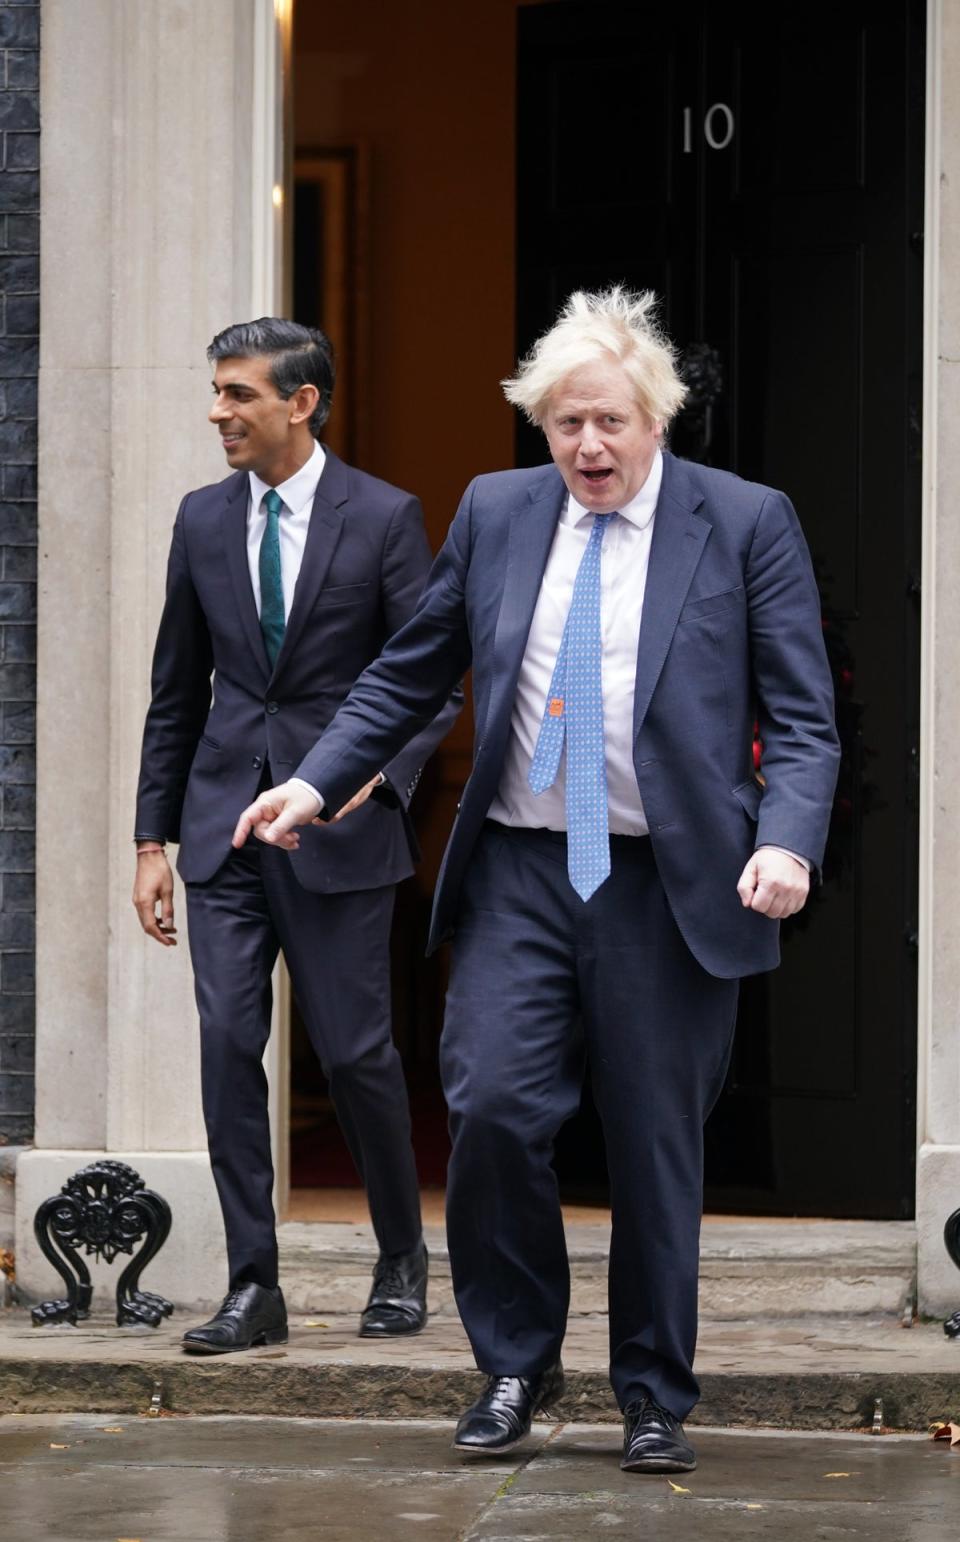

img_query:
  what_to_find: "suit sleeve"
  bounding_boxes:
[746,490,841,871]
[134,498,214,843]
[373,494,463,808]
[295,482,476,816]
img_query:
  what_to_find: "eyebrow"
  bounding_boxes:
[212,379,259,393]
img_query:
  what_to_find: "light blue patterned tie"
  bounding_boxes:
[528,512,615,900]
[259,488,286,668]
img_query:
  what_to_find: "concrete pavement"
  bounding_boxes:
[0,1414,957,1541]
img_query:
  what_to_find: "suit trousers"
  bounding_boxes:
[185,840,422,1289]
[441,822,738,1418]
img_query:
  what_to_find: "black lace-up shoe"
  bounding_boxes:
[621,1396,696,1473]
[453,1363,565,1454]
[181,1283,287,1355]
[358,1240,428,1337]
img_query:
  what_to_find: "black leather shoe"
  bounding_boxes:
[181,1283,287,1355]
[358,1241,428,1337]
[453,1363,565,1454]
[621,1396,696,1473]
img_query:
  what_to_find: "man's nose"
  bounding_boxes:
[579,424,603,456]
[209,394,229,423]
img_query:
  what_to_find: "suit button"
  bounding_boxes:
[252,756,263,770]
[266,701,279,715]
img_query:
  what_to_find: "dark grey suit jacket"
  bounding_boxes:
[295,452,840,974]
[135,447,459,893]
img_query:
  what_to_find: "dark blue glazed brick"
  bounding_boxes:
[0,169,37,211]
[4,294,37,336]
[4,133,38,172]
[3,872,33,909]
[0,338,37,376]
[3,781,34,826]
[0,582,34,620]
[0,992,31,1032]
[3,547,36,581]
[0,504,36,541]
[0,93,38,132]
[1,700,35,740]
[4,215,36,254]
[0,418,37,456]
[0,1069,33,1111]
[1,951,33,992]
[0,744,35,781]
[2,465,35,499]
[2,626,35,662]
[6,51,39,91]
[0,662,35,697]
[3,377,36,415]
[0,8,39,46]
[0,910,32,947]
[0,1031,34,1070]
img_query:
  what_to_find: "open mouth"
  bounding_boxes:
[221,433,245,449]
[580,468,613,484]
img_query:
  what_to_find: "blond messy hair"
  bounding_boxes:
[502,286,687,429]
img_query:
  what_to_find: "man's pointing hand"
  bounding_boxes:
[232,782,322,851]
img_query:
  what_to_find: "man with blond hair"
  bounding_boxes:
[233,289,839,1473]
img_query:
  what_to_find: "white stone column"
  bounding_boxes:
[916,0,960,1314]
[17,0,287,1308]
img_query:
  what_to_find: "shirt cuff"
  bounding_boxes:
[290,777,325,812]
[757,844,812,873]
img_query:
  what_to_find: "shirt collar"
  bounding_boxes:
[563,446,663,531]
[248,439,327,517]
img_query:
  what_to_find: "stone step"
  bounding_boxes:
[277,1219,918,1320]
[1,1309,955,1432]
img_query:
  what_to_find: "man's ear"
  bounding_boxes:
[289,383,320,426]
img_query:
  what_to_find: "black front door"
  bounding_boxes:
[517,0,924,1218]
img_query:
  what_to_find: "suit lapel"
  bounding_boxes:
[270,446,348,676]
[632,452,711,738]
[483,468,566,747]
[222,470,272,681]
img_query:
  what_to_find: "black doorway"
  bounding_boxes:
[517,0,925,1218]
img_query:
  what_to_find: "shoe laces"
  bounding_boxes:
[625,1395,674,1426]
[219,1288,246,1314]
[373,1262,406,1297]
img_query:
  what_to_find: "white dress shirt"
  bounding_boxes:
[488,451,663,833]
[247,439,326,616]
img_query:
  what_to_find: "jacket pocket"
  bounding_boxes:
[319,581,371,608]
[199,733,222,752]
[677,585,744,624]
[732,778,762,821]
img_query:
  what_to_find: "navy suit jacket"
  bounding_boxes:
[296,452,840,976]
[135,447,460,893]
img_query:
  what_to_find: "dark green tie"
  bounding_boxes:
[259,488,285,667]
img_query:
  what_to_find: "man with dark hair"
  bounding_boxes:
[133,318,459,1354]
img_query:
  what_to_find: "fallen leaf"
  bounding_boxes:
[823,1472,858,1478]
[101,1426,124,1434]
[303,1320,328,1328]
[667,1479,692,1493]
[49,1443,69,1450]
[932,1422,960,1445]
[745,1504,763,1510]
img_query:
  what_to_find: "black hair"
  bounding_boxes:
[207,318,335,437]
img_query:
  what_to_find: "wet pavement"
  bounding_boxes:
[1,1413,959,1541]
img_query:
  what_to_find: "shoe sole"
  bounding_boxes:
[620,1456,697,1474]
[181,1330,288,1355]
[357,1319,427,1339]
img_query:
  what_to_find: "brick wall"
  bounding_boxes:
[0,0,38,1147]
